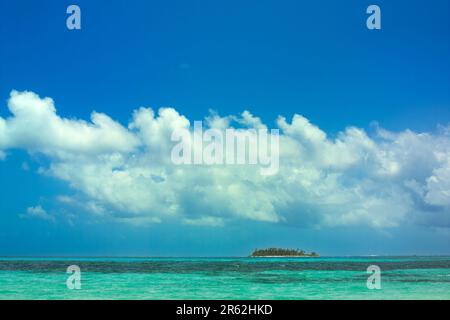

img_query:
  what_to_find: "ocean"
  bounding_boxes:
[0,256,449,300]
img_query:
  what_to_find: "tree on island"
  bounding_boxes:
[251,248,319,257]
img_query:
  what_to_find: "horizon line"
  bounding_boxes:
[1,254,450,259]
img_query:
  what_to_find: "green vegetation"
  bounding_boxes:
[251,248,319,257]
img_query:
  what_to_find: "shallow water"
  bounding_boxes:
[0,256,449,299]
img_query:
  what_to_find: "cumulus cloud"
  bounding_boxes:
[21,206,55,222]
[1,90,450,228]
[2,90,139,157]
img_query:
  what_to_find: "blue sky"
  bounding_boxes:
[0,0,449,256]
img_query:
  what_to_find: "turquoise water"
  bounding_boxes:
[0,256,449,299]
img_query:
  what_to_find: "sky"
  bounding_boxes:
[0,0,449,256]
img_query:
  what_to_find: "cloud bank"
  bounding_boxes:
[1,90,449,228]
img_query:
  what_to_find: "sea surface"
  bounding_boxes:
[0,256,449,299]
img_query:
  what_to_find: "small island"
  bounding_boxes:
[251,248,319,257]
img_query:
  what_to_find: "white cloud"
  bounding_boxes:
[425,166,450,206]
[21,206,55,222]
[1,90,450,229]
[3,90,139,158]
[183,216,225,227]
